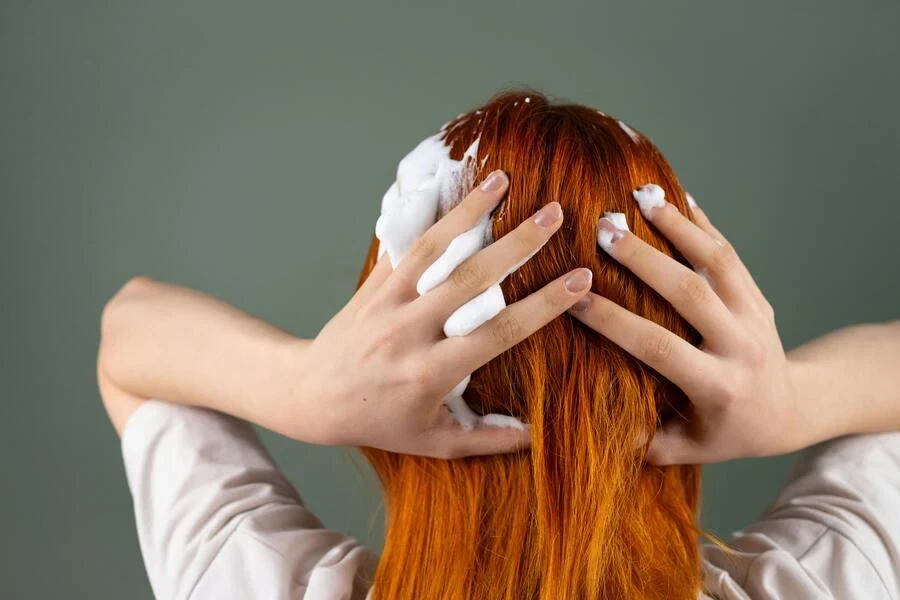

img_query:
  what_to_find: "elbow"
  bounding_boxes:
[97,276,156,428]
[99,276,155,367]
[101,276,154,330]
[114,275,156,303]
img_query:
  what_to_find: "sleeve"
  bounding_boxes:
[121,399,377,600]
[702,432,900,600]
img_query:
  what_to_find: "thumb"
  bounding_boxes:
[645,421,699,466]
[429,416,532,459]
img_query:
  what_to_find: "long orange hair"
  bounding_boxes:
[356,91,703,599]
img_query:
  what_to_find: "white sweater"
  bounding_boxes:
[122,400,900,599]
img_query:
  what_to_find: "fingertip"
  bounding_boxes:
[533,201,563,229]
[504,429,533,452]
[644,442,674,466]
[564,268,593,296]
[645,430,696,467]
[479,422,532,456]
[478,169,509,194]
[597,216,628,252]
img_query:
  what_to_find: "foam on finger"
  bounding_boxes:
[597,211,629,250]
[417,215,491,295]
[375,127,528,431]
[375,134,480,266]
[632,183,666,218]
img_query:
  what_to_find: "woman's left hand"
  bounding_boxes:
[569,194,802,465]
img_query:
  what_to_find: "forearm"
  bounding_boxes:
[788,320,900,446]
[98,277,313,439]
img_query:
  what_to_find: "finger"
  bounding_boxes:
[388,170,510,296]
[427,414,532,459]
[686,198,726,243]
[633,192,754,312]
[687,197,772,318]
[434,267,593,374]
[568,292,714,396]
[646,420,702,466]
[597,217,741,352]
[419,202,564,323]
[351,251,394,308]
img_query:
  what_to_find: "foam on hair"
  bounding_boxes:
[357,90,704,600]
[375,132,530,431]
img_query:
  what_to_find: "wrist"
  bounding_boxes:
[270,337,330,443]
[786,357,848,450]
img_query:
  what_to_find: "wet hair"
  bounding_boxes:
[356,90,703,599]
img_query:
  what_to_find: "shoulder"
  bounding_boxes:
[702,524,892,599]
[192,503,377,600]
[702,433,900,599]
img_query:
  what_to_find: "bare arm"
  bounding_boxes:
[788,321,900,446]
[97,276,307,438]
[97,171,594,458]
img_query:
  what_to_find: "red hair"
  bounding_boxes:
[357,91,703,599]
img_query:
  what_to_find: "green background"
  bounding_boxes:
[3,1,898,597]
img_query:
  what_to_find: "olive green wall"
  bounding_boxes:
[2,1,898,597]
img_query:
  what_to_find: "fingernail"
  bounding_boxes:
[479,170,507,192]
[597,214,628,252]
[534,202,562,227]
[571,295,592,311]
[686,193,698,209]
[632,183,666,218]
[565,268,592,293]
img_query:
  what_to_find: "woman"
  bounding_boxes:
[98,91,900,599]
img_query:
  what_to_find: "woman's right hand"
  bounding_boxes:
[300,171,593,459]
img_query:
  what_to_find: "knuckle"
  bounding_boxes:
[353,301,376,323]
[711,377,739,410]
[616,238,639,263]
[436,444,464,460]
[449,260,491,292]
[639,333,674,363]
[512,230,539,258]
[590,300,617,328]
[541,286,566,314]
[763,301,776,321]
[425,429,466,460]
[407,234,439,263]
[405,360,437,392]
[505,225,542,263]
[442,439,467,460]
[743,338,766,366]
[707,241,736,274]
[459,194,486,219]
[677,273,712,305]
[669,209,693,234]
[490,315,524,347]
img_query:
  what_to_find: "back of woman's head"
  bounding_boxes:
[357,91,703,600]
